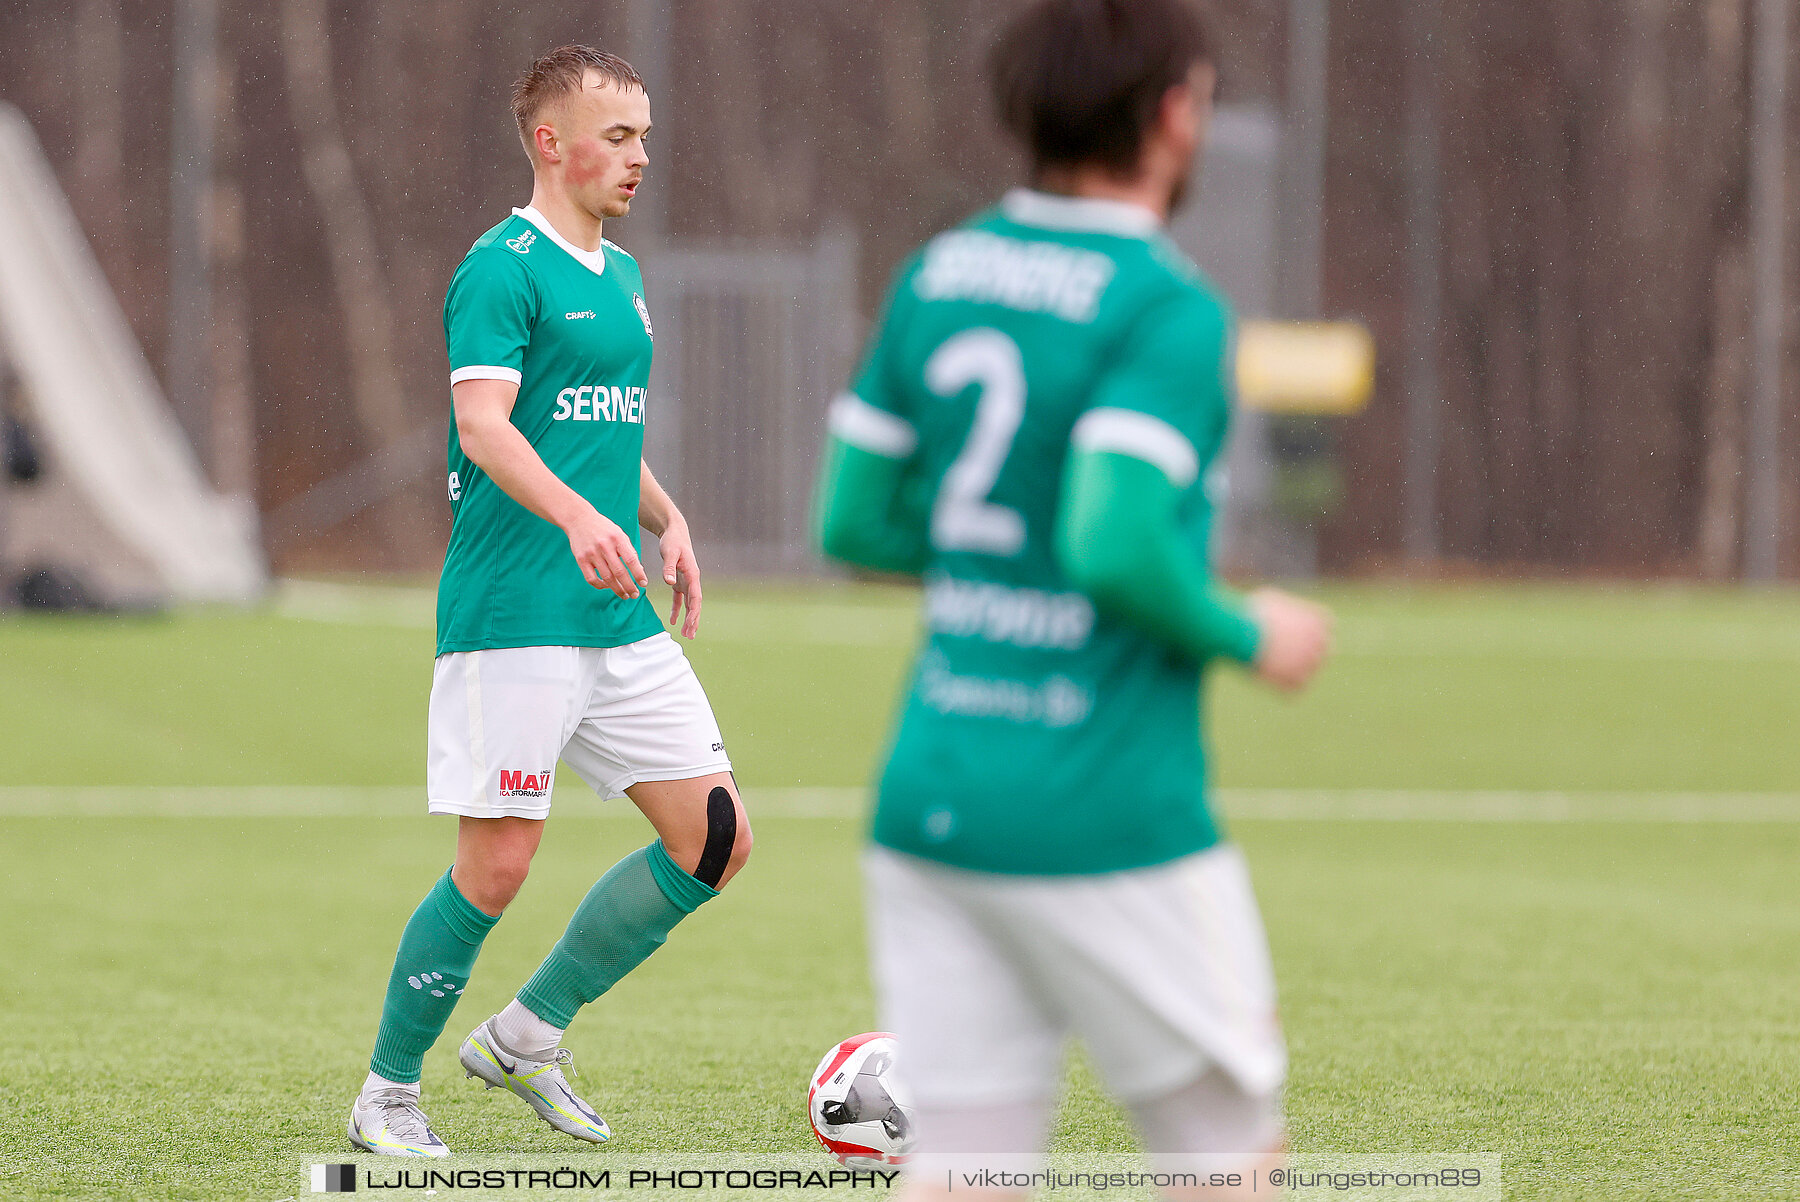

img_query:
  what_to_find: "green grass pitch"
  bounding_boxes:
[2,580,1797,1199]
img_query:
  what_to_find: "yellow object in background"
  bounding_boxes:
[1235,320,1375,415]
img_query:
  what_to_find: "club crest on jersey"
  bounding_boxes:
[499,769,553,797]
[506,229,537,254]
[633,293,654,339]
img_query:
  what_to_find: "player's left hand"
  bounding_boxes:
[660,520,703,638]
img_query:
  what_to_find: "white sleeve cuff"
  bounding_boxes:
[828,392,918,458]
[450,365,523,386]
[1070,408,1200,488]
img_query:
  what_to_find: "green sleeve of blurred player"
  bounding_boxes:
[814,263,931,576]
[1054,448,1261,666]
[813,435,930,577]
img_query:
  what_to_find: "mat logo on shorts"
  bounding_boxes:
[499,768,554,797]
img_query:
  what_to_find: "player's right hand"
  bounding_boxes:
[1248,587,1332,692]
[565,506,649,600]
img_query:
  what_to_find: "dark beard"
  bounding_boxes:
[1167,146,1200,215]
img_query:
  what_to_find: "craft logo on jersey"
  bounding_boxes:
[633,292,654,339]
[506,228,537,254]
[499,768,553,798]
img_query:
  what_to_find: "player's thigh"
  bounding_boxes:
[427,646,587,820]
[561,633,732,803]
[863,848,1064,1116]
[994,845,1287,1109]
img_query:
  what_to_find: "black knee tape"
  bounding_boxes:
[692,786,736,888]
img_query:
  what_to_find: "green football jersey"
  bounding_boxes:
[833,189,1245,876]
[437,207,662,655]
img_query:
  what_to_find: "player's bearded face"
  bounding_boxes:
[556,77,652,221]
[1166,63,1216,215]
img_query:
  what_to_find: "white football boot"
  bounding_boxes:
[348,1087,451,1157]
[459,1017,611,1143]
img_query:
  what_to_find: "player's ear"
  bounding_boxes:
[534,123,560,164]
[1158,80,1196,140]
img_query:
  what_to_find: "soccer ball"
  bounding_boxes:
[807,1032,915,1167]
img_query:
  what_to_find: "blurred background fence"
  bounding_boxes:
[2,0,1798,589]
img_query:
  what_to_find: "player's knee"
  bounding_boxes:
[692,785,750,890]
[456,856,532,915]
[724,810,753,879]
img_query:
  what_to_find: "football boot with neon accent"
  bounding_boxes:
[459,1017,611,1143]
[348,1088,451,1157]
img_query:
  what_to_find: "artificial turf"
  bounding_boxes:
[2,581,1797,1199]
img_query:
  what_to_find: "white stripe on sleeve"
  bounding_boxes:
[450,365,524,386]
[828,392,919,459]
[1070,407,1201,488]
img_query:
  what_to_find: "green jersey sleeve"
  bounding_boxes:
[1055,280,1257,664]
[813,438,931,576]
[1074,285,1231,486]
[1054,449,1261,665]
[444,248,540,384]
[817,271,931,574]
[827,267,919,454]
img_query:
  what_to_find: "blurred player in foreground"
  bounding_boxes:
[815,0,1330,1195]
[346,46,750,1156]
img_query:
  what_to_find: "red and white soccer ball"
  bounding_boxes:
[807,1032,915,1168]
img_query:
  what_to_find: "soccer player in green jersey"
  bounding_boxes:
[347,46,751,1157]
[815,0,1330,1193]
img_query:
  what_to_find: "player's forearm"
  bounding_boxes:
[458,414,594,532]
[637,461,686,538]
[1054,449,1260,665]
[814,437,929,576]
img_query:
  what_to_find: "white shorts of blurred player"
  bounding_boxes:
[864,844,1285,1163]
[426,633,732,820]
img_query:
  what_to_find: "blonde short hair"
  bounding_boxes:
[512,46,643,151]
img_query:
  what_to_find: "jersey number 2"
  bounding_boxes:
[925,329,1027,556]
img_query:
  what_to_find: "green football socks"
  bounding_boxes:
[369,869,500,1083]
[367,843,714,1080]
[516,841,718,1029]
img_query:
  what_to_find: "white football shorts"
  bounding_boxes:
[864,843,1286,1109]
[426,633,732,819]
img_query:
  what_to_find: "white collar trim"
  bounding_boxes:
[513,206,607,277]
[1000,188,1161,238]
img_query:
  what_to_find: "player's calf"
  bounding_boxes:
[365,870,501,1090]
